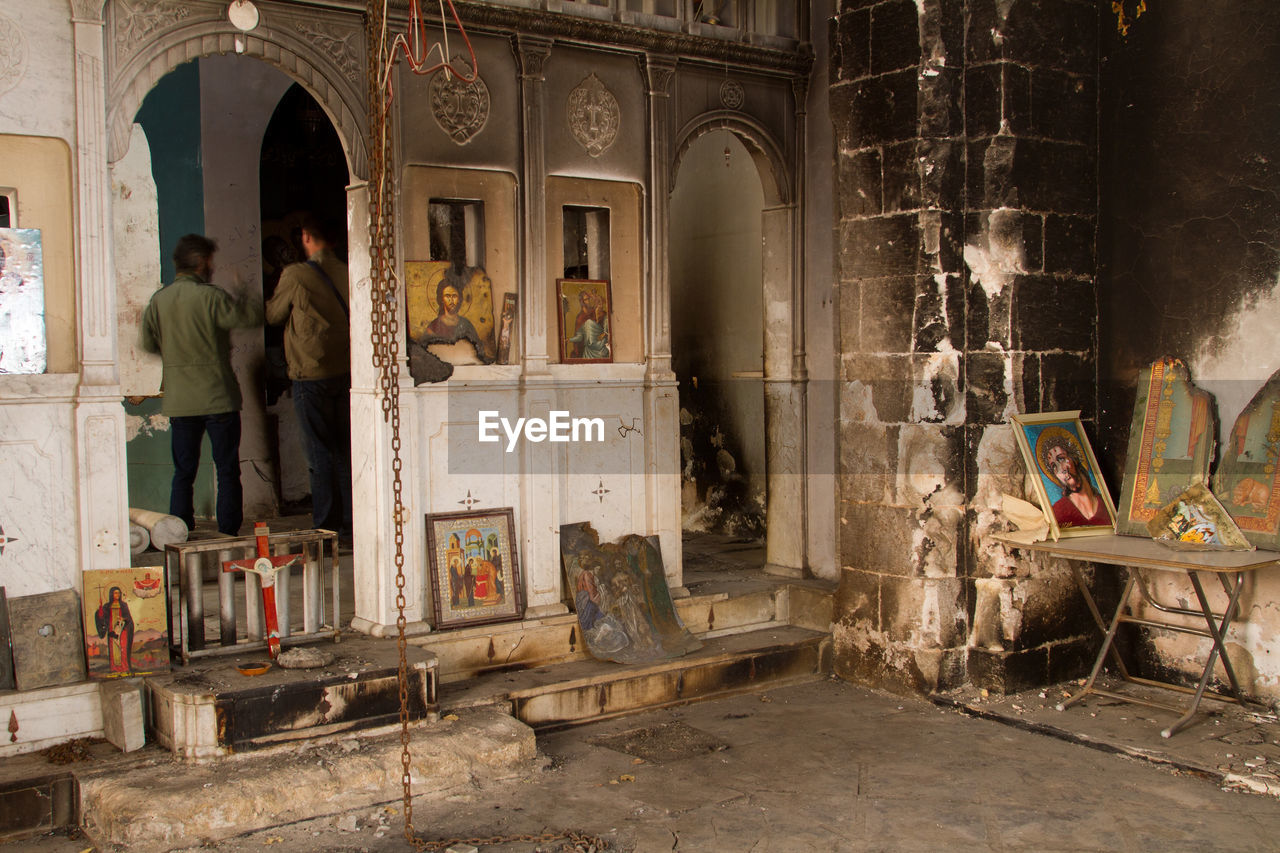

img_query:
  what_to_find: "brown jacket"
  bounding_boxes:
[265,248,350,380]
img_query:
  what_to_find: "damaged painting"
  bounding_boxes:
[1116,358,1216,537]
[560,521,701,664]
[1212,369,1280,550]
[405,260,497,364]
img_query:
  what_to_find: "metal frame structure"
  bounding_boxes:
[165,528,341,664]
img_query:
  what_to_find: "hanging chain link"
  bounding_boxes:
[366,0,416,842]
[366,5,609,852]
[412,831,610,852]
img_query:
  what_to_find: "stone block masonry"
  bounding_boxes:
[831,0,1100,695]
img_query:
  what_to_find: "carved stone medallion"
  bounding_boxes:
[568,73,620,158]
[430,58,489,145]
[719,79,744,110]
[0,13,27,97]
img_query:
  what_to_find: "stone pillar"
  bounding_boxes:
[641,54,683,591]
[830,0,1100,695]
[71,0,130,571]
[962,0,1101,691]
[512,35,565,617]
[764,74,811,578]
[348,181,428,636]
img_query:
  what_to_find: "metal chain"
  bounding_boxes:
[366,0,415,843]
[411,830,611,852]
[367,7,610,853]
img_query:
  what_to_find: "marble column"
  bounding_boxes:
[764,75,809,577]
[512,35,564,617]
[641,53,683,591]
[71,0,130,571]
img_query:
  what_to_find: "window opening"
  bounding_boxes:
[562,205,610,280]
[428,198,485,274]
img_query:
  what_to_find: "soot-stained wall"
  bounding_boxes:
[1099,1,1280,701]
[832,0,1103,695]
[1098,1,1280,466]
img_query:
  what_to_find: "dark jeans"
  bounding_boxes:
[293,374,353,536]
[170,411,243,536]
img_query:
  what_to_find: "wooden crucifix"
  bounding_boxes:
[221,523,302,658]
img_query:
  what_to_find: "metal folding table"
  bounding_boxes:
[997,534,1279,737]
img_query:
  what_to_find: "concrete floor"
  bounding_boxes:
[21,677,1280,852]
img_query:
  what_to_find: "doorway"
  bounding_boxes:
[669,130,767,539]
[116,56,349,530]
[259,83,351,516]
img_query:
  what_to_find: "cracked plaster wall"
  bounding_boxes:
[832,0,1101,695]
[1099,1,1280,703]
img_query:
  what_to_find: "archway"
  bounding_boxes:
[670,130,767,537]
[259,83,352,517]
[114,53,349,531]
[671,114,806,572]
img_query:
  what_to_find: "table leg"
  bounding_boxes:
[1059,572,1138,712]
[1162,570,1248,738]
[1069,562,1132,678]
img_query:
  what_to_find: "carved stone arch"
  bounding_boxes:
[673,111,790,207]
[104,5,368,180]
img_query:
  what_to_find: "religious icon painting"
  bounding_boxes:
[405,260,498,363]
[496,292,517,365]
[556,278,613,364]
[1115,358,1217,538]
[1011,411,1117,541]
[560,521,701,665]
[1211,368,1280,551]
[80,568,171,679]
[425,508,523,630]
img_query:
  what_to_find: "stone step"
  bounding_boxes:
[146,636,439,759]
[441,625,832,729]
[76,707,537,853]
[417,577,834,685]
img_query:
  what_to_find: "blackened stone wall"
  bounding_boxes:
[1097,1,1280,476]
[831,0,1101,694]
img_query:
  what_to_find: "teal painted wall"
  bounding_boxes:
[125,397,215,520]
[127,61,216,523]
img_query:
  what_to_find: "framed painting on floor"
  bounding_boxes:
[425,508,523,630]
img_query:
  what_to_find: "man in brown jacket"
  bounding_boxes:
[266,216,352,543]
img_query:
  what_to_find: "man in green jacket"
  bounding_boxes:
[139,234,264,536]
[265,215,352,543]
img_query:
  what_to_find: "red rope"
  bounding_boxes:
[383,0,479,105]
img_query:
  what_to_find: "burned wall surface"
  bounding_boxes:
[1098,1,1280,472]
[1099,1,1280,701]
[831,0,1101,694]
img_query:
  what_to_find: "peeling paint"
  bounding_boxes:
[840,380,876,423]
[969,577,1023,651]
[973,424,1024,578]
[909,352,961,424]
[914,0,948,72]
[963,208,1026,302]
[125,412,169,442]
[1190,275,1280,451]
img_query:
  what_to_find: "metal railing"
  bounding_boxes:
[165,528,342,664]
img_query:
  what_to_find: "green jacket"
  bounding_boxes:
[265,248,350,380]
[138,273,264,417]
